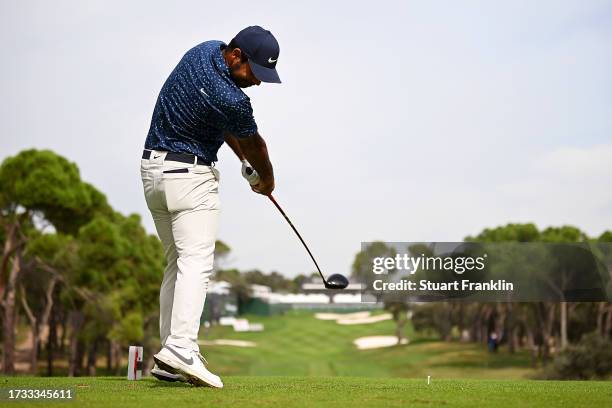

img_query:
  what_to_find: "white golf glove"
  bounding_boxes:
[241,159,260,185]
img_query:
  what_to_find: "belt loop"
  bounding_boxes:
[193,155,197,167]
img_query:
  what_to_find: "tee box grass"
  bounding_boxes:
[3,311,611,407]
[2,376,611,408]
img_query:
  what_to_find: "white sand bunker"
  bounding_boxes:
[353,336,408,350]
[315,311,392,325]
[199,339,256,347]
[337,314,392,325]
[315,311,371,321]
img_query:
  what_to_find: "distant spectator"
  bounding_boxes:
[488,332,499,353]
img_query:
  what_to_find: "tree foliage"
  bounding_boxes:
[0,149,163,375]
[542,333,612,379]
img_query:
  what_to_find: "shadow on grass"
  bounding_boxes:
[406,337,441,346]
[148,382,193,388]
[428,351,532,369]
[94,377,198,388]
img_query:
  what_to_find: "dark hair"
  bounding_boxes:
[227,39,249,62]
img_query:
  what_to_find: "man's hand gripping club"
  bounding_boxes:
[224,132,275,195]
[241,159,260,185]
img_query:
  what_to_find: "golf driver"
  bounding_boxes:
[267,194,349,290]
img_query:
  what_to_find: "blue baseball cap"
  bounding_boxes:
[232,26,281,84]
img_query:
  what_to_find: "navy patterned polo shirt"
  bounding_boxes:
[144,40,258,162]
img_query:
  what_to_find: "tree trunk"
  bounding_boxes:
[107,340,112,371]
[526,328,538,367]
[60,316,67,353]
[596,302,606,336]
[75,339,86,376]
[395,319,403,344]
[495,303,506,340]
[476,305,485,344]
[2,246,22,374]
[531,302,555,365]
[87,339,98,376]
[444,304,453,342]
[19,284,39,374]
[30,325,40,374]
[47,307,56,376]
[111,340,122,375]
[482,304,493,345]
[541,303,556,363]
[506,303,516,353]
[560,302,568,350]
[605,304,612,340]
[2,295,17,374]
[456,304,465,340]
[511,325,520,353]
[68,311,84,376]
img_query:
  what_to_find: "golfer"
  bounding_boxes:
[140,26,280,388]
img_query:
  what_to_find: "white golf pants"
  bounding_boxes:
[140,151,220,352]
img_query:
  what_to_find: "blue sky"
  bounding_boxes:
[1,0,611,277]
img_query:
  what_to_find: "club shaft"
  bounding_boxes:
[267,194,326,284]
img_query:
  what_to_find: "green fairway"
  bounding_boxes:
[2,376,611,408]
[198,310,533,379]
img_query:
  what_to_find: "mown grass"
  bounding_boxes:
[2,376,611,408]
[5,312,610,407]
[199,310,533,379]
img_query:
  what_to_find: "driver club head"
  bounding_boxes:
[325,273,349,290]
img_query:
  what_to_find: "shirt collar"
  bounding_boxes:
[216,42,231,77]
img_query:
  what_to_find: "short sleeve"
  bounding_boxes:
[224,98,258,138]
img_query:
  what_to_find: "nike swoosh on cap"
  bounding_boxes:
[165,345,193,364]
[268,57,277,63]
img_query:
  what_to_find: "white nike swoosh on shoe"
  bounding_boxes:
[154,347,223,388]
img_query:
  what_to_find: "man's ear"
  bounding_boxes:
[231,48,243,62]
[226,48,242,69]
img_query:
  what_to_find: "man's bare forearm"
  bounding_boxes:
[237,132,274,183]
[223,132,245,161]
